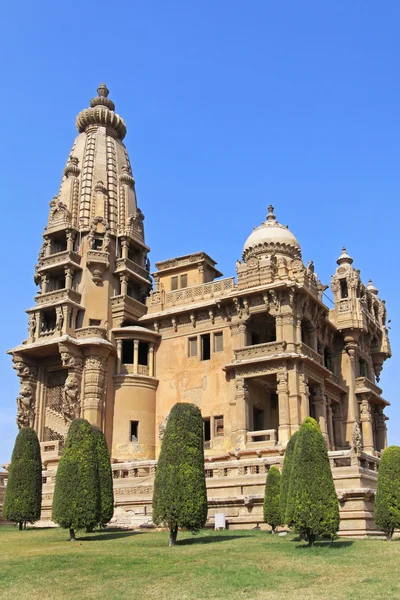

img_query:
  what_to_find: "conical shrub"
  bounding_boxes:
[280,430,299,524]
[3,428,42,528]
[375,446,400,540]
[263,466,282,532]
[93,426,114,527]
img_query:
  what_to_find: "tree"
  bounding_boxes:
[52,419,100,540]
[152,402,208,546]
[286,417,339,546]
[263,466,282,532]
[280,430,299,524]
[3,428,42,530]
[375,446,400,540]
[93,426,114,528]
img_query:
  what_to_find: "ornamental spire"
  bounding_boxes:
[76,83,126,140]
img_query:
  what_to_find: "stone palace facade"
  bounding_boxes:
[7,85,392,535]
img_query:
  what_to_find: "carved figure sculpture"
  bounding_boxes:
[62,374,81,421]
[16,384,35,428]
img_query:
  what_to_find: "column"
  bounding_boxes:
[116,339,122,374]
[343,337,359,442]
[326,397,334,450]
[375,408,388,452]
[44,237,51,257]
[277,370,290,444]
[332,403,344,449]
[41,275,48,294]
[82,348,110,426]
[360,395,374,455]
[66,231,74,252]
[309,325,318,352]
[65,267,74,290]
[121,239,128,259]
[148,343,155,377]
[133,339,139,374]
[238,323,247,347]
[234,378,249,447]
[120,275,128,296]
[312,384,328,445]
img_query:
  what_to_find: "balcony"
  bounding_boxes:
[149,277,235,311]
[297,342,324,366]
[35,288,82,306]
[111,294,147,327]
[233,341,287,362]
[246,429,277,447]
[115,257,151,284]
[121,364,149,376]
[355,376,388,404]
[37,250,82,273]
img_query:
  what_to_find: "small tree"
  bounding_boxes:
[52,419,100,540]
[93,426,114,528]
[152,402,208,546]
[263,466,282,532]
[287,417,339,546]
[3,428,42,529]
[375,446,400,540]
[280,430,299,524]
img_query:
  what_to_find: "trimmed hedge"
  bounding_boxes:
[263,466,282,532]
[286,417,339,545]
[93,426,114,527]
[152,402,208,545]
[375,446,400,540]
[3,428,42,528]
[52,419,100,539]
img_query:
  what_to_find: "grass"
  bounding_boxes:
[1,527,400,600]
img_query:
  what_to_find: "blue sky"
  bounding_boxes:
[1,1,399,461]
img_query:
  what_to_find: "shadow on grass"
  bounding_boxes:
[295,540,354,549]
[178,535,252,546]
[79,529,142,542]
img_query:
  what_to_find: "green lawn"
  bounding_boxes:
[1,526,399,600]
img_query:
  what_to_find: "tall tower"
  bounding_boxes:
[10,85,157,455]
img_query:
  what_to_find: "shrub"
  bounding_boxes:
[3,428,42,529]
[152,402,208,545]
[93,426,114,528]
[263,466,282,532]
[286,417,339,546]
[52,419,100,540]
[280,430,299,524]
[375,446,400,540]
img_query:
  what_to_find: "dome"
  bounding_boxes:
[243,205,301,260]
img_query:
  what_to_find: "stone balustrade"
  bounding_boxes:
[35,288,82,306]
[355,376,382,398]
[246,429,277,445]
[151,277,235,308]
[297,342,324,365]
[38,250,81,271]
[234,341,287,362]
[115,257,150,281]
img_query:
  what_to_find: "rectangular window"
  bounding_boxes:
[214,332,223,352]
[122,340,134,364]
[171,276,178,291]
[180,274,188,288]
[138,341,149,366]
[203,418,211,448]
[188,337,198,357]
[201,334,211,361]
[130,421,139,442]
[214,416,224,437]
[340,279,348,299]
[93,237,103,251]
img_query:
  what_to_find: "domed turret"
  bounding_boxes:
[243,205,301,261]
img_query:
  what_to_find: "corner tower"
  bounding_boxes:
[9,85,157,457]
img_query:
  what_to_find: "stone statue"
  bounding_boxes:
[158,413,169,440]
[352,421,362,453]
[28,315,36,338]
[62,374,81,421]
[16,384,35,428]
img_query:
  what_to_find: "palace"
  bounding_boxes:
[7,85,392,535]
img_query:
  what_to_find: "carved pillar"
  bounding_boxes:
[344,337,359,437]
[375,408,388,452]
[116,339,122,374]
[41,275,49,295]
[359,394,374,455]
[65,267,74,290]
[309,325,318,352]
[299,372,310,421]
[66,231,74,252]
[277,370,290,444]
[120,274,128,296]
[238,323,248,347]
[332,403,344,449]
[148,343,155,377]
[326,397,335,450]
[234,378,249,447]
[312,384,328,445]
[59,342,84,422]
[12,354,38,430]
[121,239,128,259]
[133,339,139,374]
[82,348,110,426]
[281,314,297,353]
[44,236,51,257]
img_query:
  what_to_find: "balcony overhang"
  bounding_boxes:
[355,376,389,406]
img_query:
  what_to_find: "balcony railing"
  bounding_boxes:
[355,376,383,399]
[35,288,82,306]
[115,257,150,282]
[234,341,287,362]
[150,277,235,309]
[297,342,324,366]
[121,364,149,376]
[38,250,81,271]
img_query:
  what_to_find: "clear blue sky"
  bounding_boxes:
[1,1,399,462]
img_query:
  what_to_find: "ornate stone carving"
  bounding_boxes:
[83,353,108,413]
[16,383,36,428]
[352,422,362,454]
[62,374,81,421]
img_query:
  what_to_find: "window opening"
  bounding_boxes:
[180,274,188,288]
[214,416,224,437]
[188,337,198,357]
[138,342,149,366]
[171,276,178,291]
[122,340,134,364]
[340,279,348,299]
[130,421,139,442]
[214,332,223,352]
[203,418,211,449]
[201,334,211,361]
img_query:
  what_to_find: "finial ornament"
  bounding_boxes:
[266,204,276,222]
[337,246,353,266]
[97,83,109,98]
